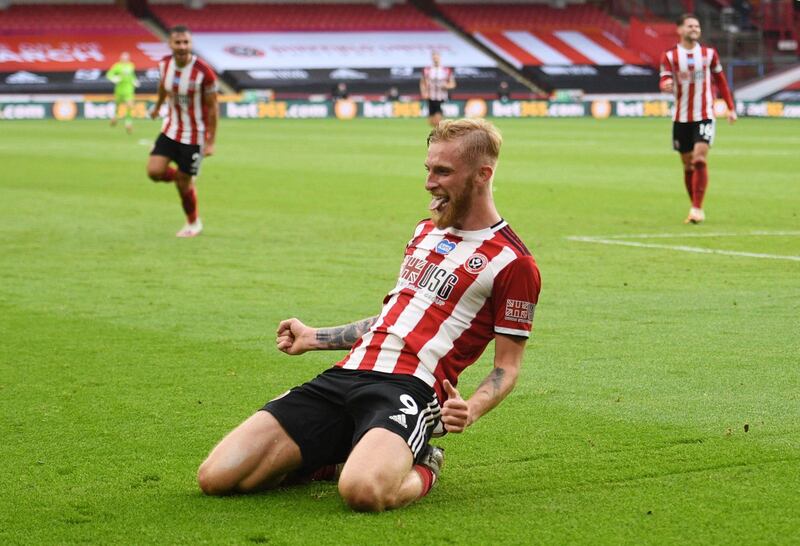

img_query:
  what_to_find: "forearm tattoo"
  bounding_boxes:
[315,316,378,349]
[476,368,507,399]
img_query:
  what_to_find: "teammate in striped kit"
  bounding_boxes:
[420,52,456,127]
[660,14,736,224]
[147,25,218,238]
[197,119,541,512]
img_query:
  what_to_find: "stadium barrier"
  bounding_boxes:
[1,98,799,120]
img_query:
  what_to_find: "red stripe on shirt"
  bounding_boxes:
[430,299,493,401]
[686,52,695,122]
[409,220,437,249]
[700,46,709,120]
[188,64,200,145]
[498,226,531,257]
[161,58,172,137]
[173,71,184,142]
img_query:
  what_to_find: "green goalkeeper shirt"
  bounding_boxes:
[106,61,138,95]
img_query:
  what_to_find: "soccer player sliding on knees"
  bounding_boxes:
[198,119,541,512]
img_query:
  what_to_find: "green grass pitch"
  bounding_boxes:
[1,117,798,544]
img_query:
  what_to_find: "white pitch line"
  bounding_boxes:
[577,230,800,240]
[566,235,800,262]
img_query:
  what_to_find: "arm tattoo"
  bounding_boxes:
[476,368,506,399]
[315,316,378,350]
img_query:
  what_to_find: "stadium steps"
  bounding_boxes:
[147,3,440,32]
[0,4,146,34]
[734,63,800,100]
[412,1,651,94]
[408,0,547,95]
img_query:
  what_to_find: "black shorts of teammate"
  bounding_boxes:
[428,100,444,116]
[673,119,715,153]
[150,133,203,176]
[263,367,442,473]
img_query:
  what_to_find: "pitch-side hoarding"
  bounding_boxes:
[2,98,798,121]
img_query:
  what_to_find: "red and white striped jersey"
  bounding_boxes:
[158,54,217,145]
[422,66,454,101]
[660,44,723,122]
[335,219,541,402]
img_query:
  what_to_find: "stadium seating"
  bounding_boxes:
[0,5,145,35]
[150,3,440,32]
[437,4,645,67]
[438,3,628,37]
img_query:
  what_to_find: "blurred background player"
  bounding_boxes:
[660,13,736,225]
[497,81,511,102]
[385,86,400,102]
[331,81,349,101]
[147,25,218,238]
[420,51,456,127]
[106,52,139,134]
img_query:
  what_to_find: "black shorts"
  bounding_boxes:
[263,367,441,472]
[428,100,444,116]
[150,133,203,176]
[673,119,715,153]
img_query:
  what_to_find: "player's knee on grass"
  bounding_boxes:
[338,478,389,512]
[196,460,236,496]
[338,472,399,512]
[197,462,270,496]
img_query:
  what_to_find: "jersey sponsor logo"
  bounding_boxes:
[399,256,459,302]
[400,256,426,283]
[435,240,457,255]
[389,414,408,428]
[465,253,488,274]
[505,299,535,324]
[677,69,706,84]
[173,93,190,107]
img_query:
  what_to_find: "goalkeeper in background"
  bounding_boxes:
[106,52,139,134]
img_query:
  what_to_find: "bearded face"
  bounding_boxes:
[425,139,493,230]
[170,32,192,65]
[679,18,701,42]
[429,173,476,229]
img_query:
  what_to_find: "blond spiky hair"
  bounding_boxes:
[427,118,503,166]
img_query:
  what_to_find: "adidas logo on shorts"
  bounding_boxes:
[389,414,408,428]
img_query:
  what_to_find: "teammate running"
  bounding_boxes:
[660,13,736,224]
[197,119,542,512]
[147,25,218,238]
[106,52,139,134]
[420,52,456,127]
